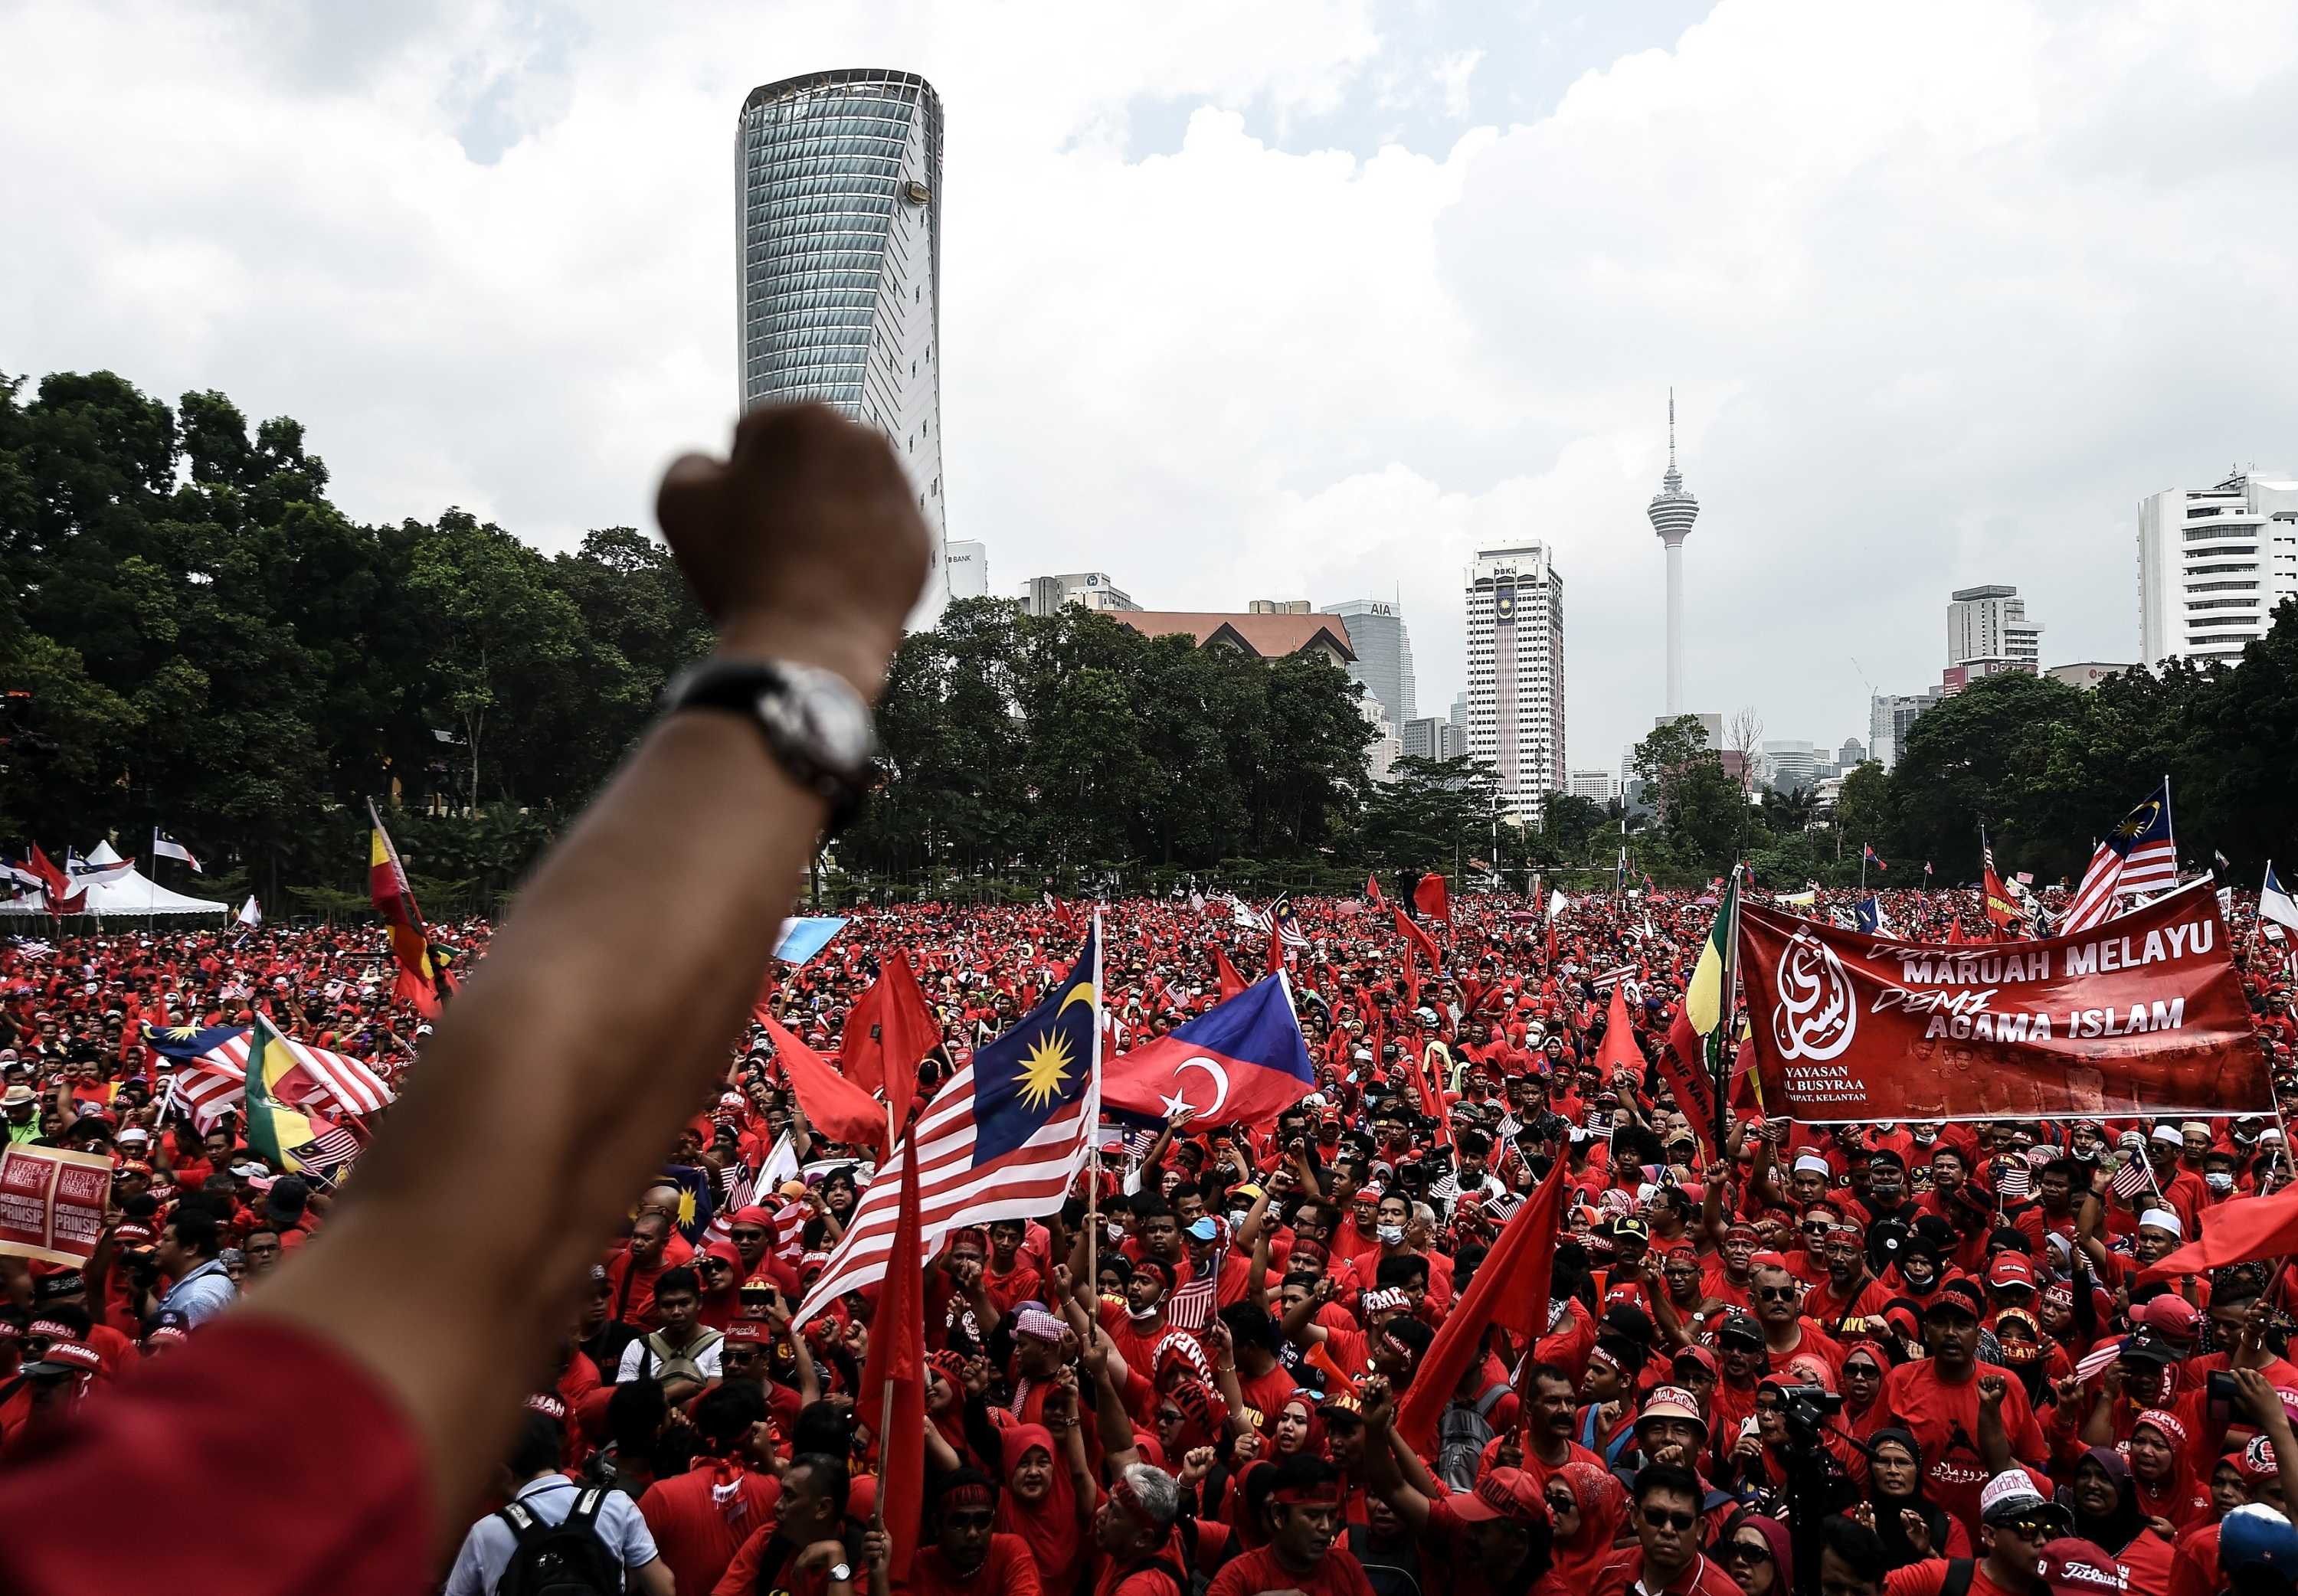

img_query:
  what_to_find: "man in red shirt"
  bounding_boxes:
[880,1469,1045,1596]
[1589,1463,1743,1596]
[1206,1454,1374,1596]
[637,1384,782,1596]
[1877,1470,2074,1596]
[1877,1282,2049,1535]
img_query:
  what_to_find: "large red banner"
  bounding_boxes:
[1737,881,2269,1122]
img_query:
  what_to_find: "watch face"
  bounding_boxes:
[807,687,875,768]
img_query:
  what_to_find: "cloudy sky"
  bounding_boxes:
[8,0,2297,773]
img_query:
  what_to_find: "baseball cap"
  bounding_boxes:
[1637,1386,1708,1437]
[1445,1466,1544,1525]
[2133,1293,2201,1339]
[2116,1329,2178,1368]
[2218,1505,2298,1580]
[1979,1469,2069,1529]
[2034,1538,2131,1596]
[1986,1254,2038,1290]
[1716,1309,1765,1347]
[1186,1217,1219,1242]
[20,1340,102,1379]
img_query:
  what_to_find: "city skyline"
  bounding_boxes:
[8,3,2297,770]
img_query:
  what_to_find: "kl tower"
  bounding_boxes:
[1646,388,1700,717]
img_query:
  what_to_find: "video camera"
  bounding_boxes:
[1768,1382,1843,1443]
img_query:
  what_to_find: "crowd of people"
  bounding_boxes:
[5,875,2298,1595]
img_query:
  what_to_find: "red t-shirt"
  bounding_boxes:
[1877,1359,2047,1534]
[1206,1542,1376,1596]
[1587,1547,1743,1596]
[1884,1560,2029,1596]
[895,1532,1046,1596]
[0,1315,429,1596]
[638,1463,783,1596]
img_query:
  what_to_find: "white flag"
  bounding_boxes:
[152,829,202,872]
[1547,888,1570,919]
[2264,862,2298,934]
[236,895,261,927]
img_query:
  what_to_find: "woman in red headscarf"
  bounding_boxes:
[694,1239,745,1329]
[1543,1460,1628,1588]
[997,1416,1094,1596]
[2126,1410,2211,1530]
[1268,1390,1325,1460]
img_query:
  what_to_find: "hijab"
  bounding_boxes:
[1720,1509,1793,1594]
[1867,1428,1952,1571]
[2061,1445,2145,1556]
[1548,1460,1629,1587]
[995,1423,1088,1595]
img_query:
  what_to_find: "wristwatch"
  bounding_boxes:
[662,658,877,834]
[828,1564,853,1586]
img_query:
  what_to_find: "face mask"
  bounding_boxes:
[1228,1211,1250,1230]
[2207,1172,2234,1193]
[1377,1224,1406,1246]
[1127,1307,1159,1324]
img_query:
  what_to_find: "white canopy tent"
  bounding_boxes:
[0,840,229,917]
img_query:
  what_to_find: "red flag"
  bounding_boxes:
[758,1011,886,1151]
[858,1124,925,1579]
[1265,924,1285,977]
[1396,1154,1569,1454]
[1943,916,1968,945]
[841,951,941,1113]
[1655,1006,1721,1166]
[1213,947,1249,1002]
[25,846,84,915]
[1393,907,1441,971]
[1413,873,1451,921]
[2137,1183,2298,1284]
[1365,873,1386,908]
[1403,1043,1452,1145]
[1593,983,1642,1082]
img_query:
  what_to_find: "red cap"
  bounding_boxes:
[1986,1254,2037,1290]
[523,1392,568,1423]
[1445,1467,1543,1525]
[2034,1538,2126,1596]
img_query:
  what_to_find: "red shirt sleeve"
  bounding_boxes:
[0,1314,430,1596]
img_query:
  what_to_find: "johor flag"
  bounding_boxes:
[1103,973,1315,1128]
[1854,894,1890,935]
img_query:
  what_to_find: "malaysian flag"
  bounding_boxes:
[1166,1262,1219,1333]
[2062,780,2178,933]
[794,925,1102,1323]
[288,1125,363,1179]
[144,1021,394,1131]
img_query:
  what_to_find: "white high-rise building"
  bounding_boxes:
[944,540,987,600]
[1646,390,1701,718]
[1464,545,1566,816]
[1946,584,2043,673]
[2138,471,2298,669]
[738,70,948,630]
[1318,600,1416,734]
[1567,769,1616,803]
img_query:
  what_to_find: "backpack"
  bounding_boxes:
[494,1486,622,1596]
[1434,1381,1511,1491]
[1938,1559,1975,1596]
[639,1327,722,1387]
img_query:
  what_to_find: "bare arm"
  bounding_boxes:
[243,405,927,1546]
[1357,1378,1433,1533]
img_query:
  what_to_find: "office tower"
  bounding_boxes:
[738,69,948,629]
[1464,545,1566,816]
[2137,470,2298,669]
[1020,572,1134,616]
[1402,717,1463,763]
[1946,584,2043,675]
[1318,600,1416,734]
[944,540,987,600]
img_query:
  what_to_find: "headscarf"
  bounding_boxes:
[1547,1460,1629,1587]
[2061,1445,2145,1556]
[2127,1409,2207,1529]
[1720,1509,1794,1593]
[995,1423,1087,1595]
[1866,1428,1952,1571]
[1272,1391,1325,1459]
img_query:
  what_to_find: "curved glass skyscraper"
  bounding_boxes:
[738,69,948,627]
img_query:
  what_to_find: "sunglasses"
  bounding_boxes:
[1642,1506,1697,1532]
[1756,1286,1799,1303]
[1724,1541,1774,1565]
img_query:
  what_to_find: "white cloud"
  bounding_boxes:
[5,0,2297,783]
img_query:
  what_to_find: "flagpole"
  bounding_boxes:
[1085,911,1104,1310]
[875,1091,900,1535]
[1712,863,1742,1164]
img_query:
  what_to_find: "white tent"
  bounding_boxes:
[0,839,229,917]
